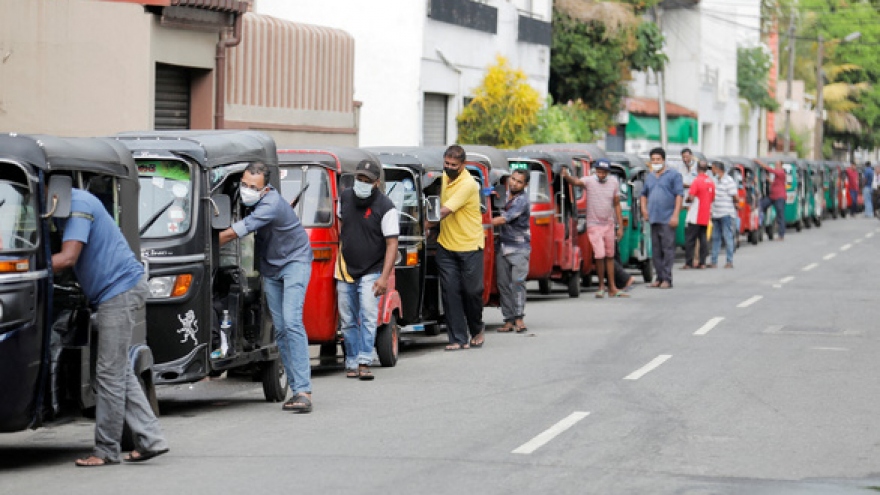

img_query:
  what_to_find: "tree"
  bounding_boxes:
[737,46,780,112]
[457,56,542,149]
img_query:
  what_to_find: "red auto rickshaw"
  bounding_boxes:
[724,156,764,245]
[277,148,403,367]
[504,149,583,297]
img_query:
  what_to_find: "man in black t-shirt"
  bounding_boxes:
[336,160,399,380]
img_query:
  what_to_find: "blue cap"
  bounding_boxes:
[594,159,611,171]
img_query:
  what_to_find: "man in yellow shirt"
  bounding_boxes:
[432,145,485,350]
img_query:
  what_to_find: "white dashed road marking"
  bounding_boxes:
[867,232,875,238]
[780,276,795,284]
[694,317,725,336]
[512,412,591,454]
[802,263,818,272]
[841,244,852,251]
[737,295,763,308]
[624,355,672,380]
[855,238,863,244]
[823,253,836,260]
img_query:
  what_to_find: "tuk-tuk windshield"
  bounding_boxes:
[530,170,551,204]
[137,160,194,238]
[384,169,422,236]
[0,169,38,252]
[279,166,333,227]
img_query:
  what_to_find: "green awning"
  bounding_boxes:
[626,115,698,144]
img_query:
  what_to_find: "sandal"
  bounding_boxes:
[469,332,485,348]
[444,343,469,351]
[75,455,119,467]
[515,325,528,333]
[609,292,630,298]
[595,290,607,298]
[282,393,313,413]
[345,369,359,379]
[497,323,515,333]
[358,366,374,381]
[123,448,168,463]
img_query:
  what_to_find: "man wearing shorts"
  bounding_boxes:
[563,159,628,298]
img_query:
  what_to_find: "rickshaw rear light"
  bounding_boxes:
[313,248,333,261]
[0,259,29,273]
[534,216,551,226]
[171,274,193,298]
[406,250,418,266]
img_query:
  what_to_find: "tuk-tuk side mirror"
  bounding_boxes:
[43,175,72,219]
[425,196,441,223]
[211,194,232,230]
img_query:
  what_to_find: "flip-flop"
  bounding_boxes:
[345,369,359,379]
[358,367,375,381]
[123,448,169,463]
[515,326,528,333]
[610,292,630,298]
[497,324,515,333]
[282,393,312,413]
[595,290,607,299]
[75,455,119,467]
[445,343,469,351]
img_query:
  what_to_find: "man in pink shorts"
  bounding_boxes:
[563,159,628,298]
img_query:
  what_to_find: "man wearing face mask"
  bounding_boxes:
[427,145,485,351]
[562,159,628,298]
[491,168,532,333]
[336,160,399,380]
[640,147,683,289]
[219,162,314,413]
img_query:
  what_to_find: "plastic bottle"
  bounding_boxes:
[220,310,231,357]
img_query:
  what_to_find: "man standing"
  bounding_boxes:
[846,161,860,216]
[640,147,683,289]
[491,168,531,333]
[678,148,699,187]
[336,160,399,380]
[682,161,715,269]
[863,161,874,218]
[52,188,168,467]
[757,159,787,240]
[563,159,628,298]
[430,145,485,350]
[219,162,314,412]
[709,162,738,269]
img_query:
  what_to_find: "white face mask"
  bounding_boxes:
[353,180,374,199]
[240,186,263,206]
[651,163,664,172]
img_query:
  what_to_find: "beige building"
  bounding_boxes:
[0,0,359,146]
[775,80,816,156]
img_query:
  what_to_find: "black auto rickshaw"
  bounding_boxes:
[0,133,156,432]
[116,130,287,402]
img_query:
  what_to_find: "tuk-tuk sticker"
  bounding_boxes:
[152,176,165,189]
[167,222,180,233]
[172,183,188,198]
[176,310,199,345]
[280,169,288,180]
[168,206,185,222]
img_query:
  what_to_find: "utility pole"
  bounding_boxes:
[814,35,824,160]
[782,10,796,155]
[653,6,668,150]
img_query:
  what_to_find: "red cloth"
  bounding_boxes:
[769,169,787,200]
[689,174,715,225]
[845,168,860,190]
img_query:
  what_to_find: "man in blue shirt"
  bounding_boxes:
[52,189,168,467]
[640,147,684,289]
[863,162,874,218]
[219,162,314,413]
[491,169,531,333]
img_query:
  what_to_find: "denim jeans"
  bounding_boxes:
[337,272,380,370]
[94,279,167,461]
[850,189,859,215]
[436,246,484,346]
[864,187,873,217]
[496,249,529,323]
[711,216,735,265]
[263,261,312,395]
[760,197,785,238]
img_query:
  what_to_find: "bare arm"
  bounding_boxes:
[640,195,649,223]
[373,237,399,296]
[218,227,238,246]
[614,196,624,241]
[51,240,84,273]
[669,195,682,228]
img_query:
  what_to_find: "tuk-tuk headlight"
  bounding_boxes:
[149,274,193,299]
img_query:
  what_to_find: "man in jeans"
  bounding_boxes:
[336,160,399,380]
[52,188,168,467]
[491,168,531,333]
[709,161,739,268]
[757,158,787,241]
[640,147,683,289]
[863,162,874,217]
[429,145,485,350]
[220,162,314,412]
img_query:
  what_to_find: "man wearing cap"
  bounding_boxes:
[682,161,715,269]
[563,159,628,298]
[336,160,399,380]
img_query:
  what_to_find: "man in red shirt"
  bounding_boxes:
[682,162,715,268]
[757,158,787,241]
[845,162,861,216]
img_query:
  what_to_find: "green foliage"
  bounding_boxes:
[532,97,610,144]
[630,21,667,73]
[737,46,780,112]
[457,56,542,149]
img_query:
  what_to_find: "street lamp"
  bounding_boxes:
[814,31,861,159]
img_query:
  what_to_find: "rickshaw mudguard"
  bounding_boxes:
[128,344,154,379]
[378,290,402,326]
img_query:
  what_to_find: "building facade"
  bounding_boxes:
[254,0,553,147]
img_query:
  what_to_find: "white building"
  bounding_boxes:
[628,0,762,157]
[253,0,553,146]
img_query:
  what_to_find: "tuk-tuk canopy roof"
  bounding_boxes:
[520,143,607,163]
[460,145,514,172]
[364,147,427,174]
[503,149,577,176]
[116,130,277,169]
[278,146,383,180]
[0,133,136,178]
[606,152,648,177]
[721,156,758,172]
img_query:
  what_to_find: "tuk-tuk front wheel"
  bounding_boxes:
[538,279,551,295]
[641,259,654,283]
[567,271,581,298]
[376,314,399,368]
[260,359,289,403]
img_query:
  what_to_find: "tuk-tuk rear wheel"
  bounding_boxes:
[567,271,581,298]
[538,279,551,295]
[376,314,399,368]
[260,359,288,403]
[641,259,654,283]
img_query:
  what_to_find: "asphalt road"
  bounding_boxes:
[2,217,880,495]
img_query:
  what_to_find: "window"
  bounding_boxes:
[278,166,333,227]
[0,163,38,253]
[137,159,194,238]
[530,170,551,203]
[384,168,422,237]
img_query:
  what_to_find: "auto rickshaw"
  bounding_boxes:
[804,160,824,227]
[0,133,157,433]
[116,130,287,402]
[821,161,840,219]
[503,150,583,297]
[834,161,851,217]
[606,152,654,282]
[724,156,764,245]
[276,147,402,367]
[759,156,806,232]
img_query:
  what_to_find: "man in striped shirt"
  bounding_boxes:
[709,161,739,268]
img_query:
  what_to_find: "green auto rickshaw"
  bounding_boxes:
[760,156,806,232]
[607,152,653,282]
[804,160,824,227]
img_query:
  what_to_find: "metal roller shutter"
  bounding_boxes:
[154,64,191,130]
[423,93,448,146]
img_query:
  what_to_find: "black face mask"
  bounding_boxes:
[444,167,461,181]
